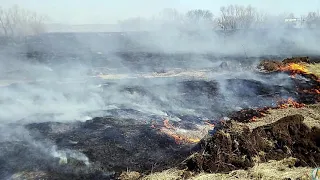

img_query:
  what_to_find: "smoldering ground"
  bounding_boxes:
[1,17,320,178]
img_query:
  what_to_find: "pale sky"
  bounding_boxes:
[1,0,319,24]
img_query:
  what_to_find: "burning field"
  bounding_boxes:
[1,55,320,180]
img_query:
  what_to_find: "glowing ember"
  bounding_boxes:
[251,116,257,121]
[301,89,320,94]
[229,97,306,122]
[277,97,305,109]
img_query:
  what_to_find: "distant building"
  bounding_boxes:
[284,18,304,28]
[284,18,298,22]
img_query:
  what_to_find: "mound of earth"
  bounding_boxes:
[258,56,310,72]
[184,114,320,173]
[282,56,310,64]
[258,60,283,72]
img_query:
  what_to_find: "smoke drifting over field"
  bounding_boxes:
[1,28,318,123]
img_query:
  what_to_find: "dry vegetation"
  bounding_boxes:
[242,104,320,130]
[140,157,312,180]
[306,63,320,77]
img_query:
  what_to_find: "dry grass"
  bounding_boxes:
[141,169,186,180]
[119,171,141,180]
[140,158,312,180]
[242,104,320,130]
[306,63,320,77]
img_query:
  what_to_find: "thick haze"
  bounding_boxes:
[1,0,319,24]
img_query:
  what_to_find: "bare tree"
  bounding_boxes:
[305,11,320,28]
[217,5,266,30]
[156,8,185,29]
[182,9,214,31]
[218,5,237,30]
[0,7,8,37]
[185,9,213,23]
[0,5,46,39]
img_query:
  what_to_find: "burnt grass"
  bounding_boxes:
[23,117,192,178]
[185,114,320,173]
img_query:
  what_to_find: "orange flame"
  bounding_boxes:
[302,89,320,94]
[160,119,200,144]
[163,119,175,129]
[247,98,305,122]
[278,63,310,75]
[160,128,200,144]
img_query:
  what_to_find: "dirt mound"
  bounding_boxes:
[228,107,270,123]
[184,114,320,173]
[282,56,310,64]
[258,60,283,72]
[257,56,310,72]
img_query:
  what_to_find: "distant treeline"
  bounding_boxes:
[118,5,320,31]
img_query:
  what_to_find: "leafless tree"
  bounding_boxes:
[156,8,185,29]
[183,9,214,30]
[217,5,237,30]
[305,11,320,28]
[0,7,8,37]
[0,5,46,39]
[217,5,266,30]
[186,9,213,23]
